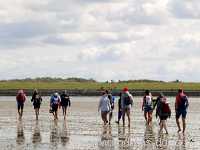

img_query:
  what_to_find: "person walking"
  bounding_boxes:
[115,92,122,124]
[142,90,153,125]
[60,91,71,120]
[121,87,133,127]
[16,90,26,119]
[175,89,189,134]
[156,93,171,134]
[31,89,42,120]
[98,90,111,125]
[50,93,61,120]
[106,90,115,125]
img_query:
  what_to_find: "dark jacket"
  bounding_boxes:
[60,93,71,107]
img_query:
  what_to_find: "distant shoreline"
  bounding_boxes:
[0,89,200,97]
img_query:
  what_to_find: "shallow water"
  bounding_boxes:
[0,96,200,150]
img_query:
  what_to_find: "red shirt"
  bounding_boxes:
[16,93,26,103]
[175,93,185,110]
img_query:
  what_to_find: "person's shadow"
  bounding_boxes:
[16,120,25,145]
[50,120,59,149]
[60,121,70,147]
[98,125,114,150]
[118,126,131,149]
[175,133,186,150]
[143,124,156,149]
[32,120,42,145]
[156,132,169,149]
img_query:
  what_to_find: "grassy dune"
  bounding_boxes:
[0,81,200,90]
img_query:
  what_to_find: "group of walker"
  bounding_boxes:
[98,88,189,134]
[16,89,71,120]
[16,88,189,134]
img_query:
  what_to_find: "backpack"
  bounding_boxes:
[162,102,171,117]
[179,96,189,110]
[52,96,59,105]
[124,95,132,106]
[144,96,152,107]
[162,103,170,114]
[17,94,26,102]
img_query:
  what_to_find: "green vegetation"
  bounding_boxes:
[0,77,200,90]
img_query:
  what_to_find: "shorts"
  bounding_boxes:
[17,102,24,110]
[159,116,168,120]
[33,103,41,109]
[176,109,187,119]
[144,105,153,113]
[52,104,58,112]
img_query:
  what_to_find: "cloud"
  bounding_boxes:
[0,0,200,81]
[168,0,200,19]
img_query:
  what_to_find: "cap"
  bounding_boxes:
[123,87,128,92]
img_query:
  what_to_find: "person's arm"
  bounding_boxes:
[23,94,26,103]
[31,95,34,102]
[175,96,178,111]
[186,96,189,109]
[69,97,71,107]
[142,97,145,111]
[129,94,134,106]
[98,98,102,112]
[50,97,52,108]
[168,104,171,118]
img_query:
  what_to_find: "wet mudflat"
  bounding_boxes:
[0,96,200,150]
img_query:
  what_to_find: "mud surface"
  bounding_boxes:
[0,96,199,150]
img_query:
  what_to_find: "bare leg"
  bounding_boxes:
[64,107,67,120]
[163,120,168,134]
[144,112,147,123]
[182,118,186,134]
[101,112,107,125]
[127,109,130,127]
[159,120,164,133]
[21,109,23,118]
[18,108,21,118]
[35,109,38,120]
[122,109,125,126]
[109,112,112,125]
[55,111,58,120]
[176,117,181,132]
[148,112,152,125]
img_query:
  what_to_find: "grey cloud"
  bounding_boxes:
[168,0,200,19]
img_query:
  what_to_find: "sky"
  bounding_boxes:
[0,0,200,82]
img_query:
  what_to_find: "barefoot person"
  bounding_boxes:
[175,89,189,134]
[16,90,26,119]
[60,91,71,120]
[156,93,171,134]
[31,89,42,120]
[50,93,61,120]
[115,92,122,124]
[106,90,115,125]
[98,91,111,125]
[142,90,153,125]
[121,87,133,127]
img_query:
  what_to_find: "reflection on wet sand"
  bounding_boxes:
[98,125,114,150]
[50,120,59,149]
[175,133,186,150]
[156,133,169,149]
[16,120,25,145]
[118,126,131,149]
[60,121,70,147]
[143,125,156,149]
[32,120,42,145]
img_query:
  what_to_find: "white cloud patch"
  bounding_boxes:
[0,0,200,81]
[169,0,200,19]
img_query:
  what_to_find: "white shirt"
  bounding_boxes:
[98,95,111,112]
